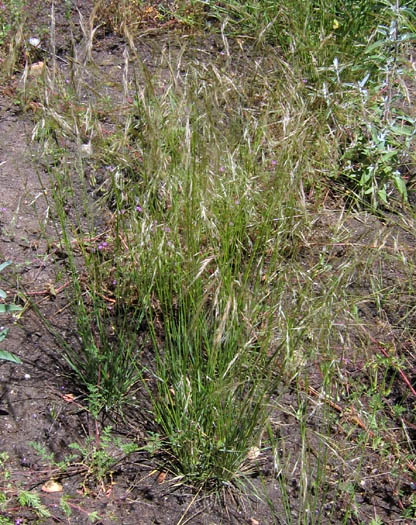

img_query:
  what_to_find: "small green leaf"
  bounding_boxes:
[360,170,372,185]
[377,187,387,204]
[88,511,101,522]
[18,490,50,517]
[0,261,12,273]
[393,174,408,201]
[0,328,9,342]
[381,150,397,162]
[60,495,72,517]
[365,41,385,53]
[390,125,414,137]
[0,289,6,300]
[0,303,22,313]
[0,350,22,364]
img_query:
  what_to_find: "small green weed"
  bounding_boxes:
[66,427,141,492]
[0,452,51,521]
[30,428,140,492]
[68,428,118,489]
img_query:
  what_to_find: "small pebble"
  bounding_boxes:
[28,37,41,48]
[80,143,93,157]
[24,373,30,380]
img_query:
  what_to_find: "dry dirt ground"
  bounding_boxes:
[0,1,415,524]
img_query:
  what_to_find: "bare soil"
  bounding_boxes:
[0,1,415,524]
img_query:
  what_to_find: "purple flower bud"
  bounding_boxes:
[136,205,142,212]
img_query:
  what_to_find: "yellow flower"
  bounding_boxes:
[333,19,340,30]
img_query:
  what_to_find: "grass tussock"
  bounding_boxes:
[3,0,416,520]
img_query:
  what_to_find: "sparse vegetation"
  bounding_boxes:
[0,0,415,522]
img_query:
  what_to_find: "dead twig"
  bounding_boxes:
[25,280,71,297]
